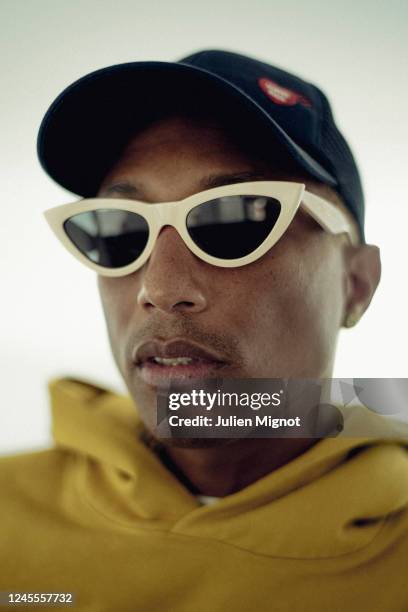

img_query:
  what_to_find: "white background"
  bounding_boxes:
[1,0,407,454]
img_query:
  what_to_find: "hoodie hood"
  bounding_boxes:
[48,377,408,560]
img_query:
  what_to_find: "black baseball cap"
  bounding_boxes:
[37,49,365,240]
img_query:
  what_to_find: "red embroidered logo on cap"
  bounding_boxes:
[258,78,312,108]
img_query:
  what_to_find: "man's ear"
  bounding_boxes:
[342,244,381,327]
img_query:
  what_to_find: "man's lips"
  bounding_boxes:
[132,339,230,387]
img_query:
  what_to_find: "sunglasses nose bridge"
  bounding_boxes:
[153,200,184,232]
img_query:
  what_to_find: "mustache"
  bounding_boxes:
[124,315,242,367]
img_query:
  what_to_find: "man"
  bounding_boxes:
[1,50,407,611]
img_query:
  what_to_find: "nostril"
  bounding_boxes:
[173,300,195,310]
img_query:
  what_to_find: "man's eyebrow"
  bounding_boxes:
[99,171,268,199]
[99,182,143,197]
[199,171,268,190]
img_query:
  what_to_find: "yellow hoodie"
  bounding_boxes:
[1,377,408,611]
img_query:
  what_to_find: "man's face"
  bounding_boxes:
[97,115,350,434]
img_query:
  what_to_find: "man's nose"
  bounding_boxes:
[136,226,208,314]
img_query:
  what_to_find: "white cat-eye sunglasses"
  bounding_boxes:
[44,181,357,277]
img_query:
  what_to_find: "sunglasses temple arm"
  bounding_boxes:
[301,191,358,245]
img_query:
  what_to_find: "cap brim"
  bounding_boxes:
[37,61,337,196]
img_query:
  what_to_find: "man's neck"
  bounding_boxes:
[155,438,319,497]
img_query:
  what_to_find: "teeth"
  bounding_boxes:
[153,356,194,366]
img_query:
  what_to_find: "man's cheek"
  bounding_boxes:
[103,283,134,331]
[98,283,132,363]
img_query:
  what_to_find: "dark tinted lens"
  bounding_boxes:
[64,209,149,268]
[186,195,281,259]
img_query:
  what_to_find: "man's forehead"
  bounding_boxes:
[99,113,310,194]
[119,113,300,165]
